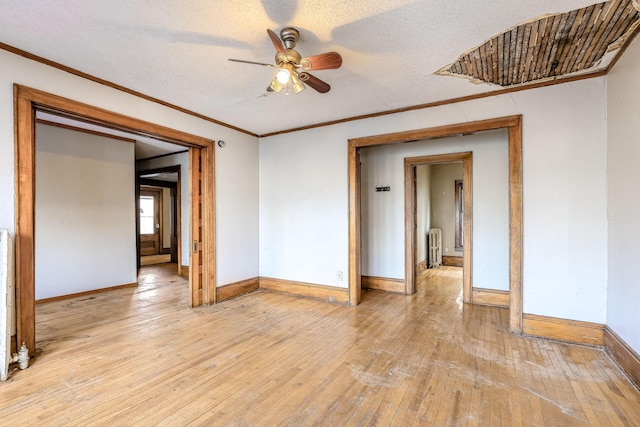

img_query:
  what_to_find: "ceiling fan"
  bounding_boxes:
[228,28,342,95]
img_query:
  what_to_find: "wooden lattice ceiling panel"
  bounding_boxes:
[437,0,640,86]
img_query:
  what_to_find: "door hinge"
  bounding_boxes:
[193,240,199,253]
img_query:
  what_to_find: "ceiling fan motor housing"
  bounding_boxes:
[280,27,300,49]
[276,48,302,66]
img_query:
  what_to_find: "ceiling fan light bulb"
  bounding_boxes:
[276,68,290,84]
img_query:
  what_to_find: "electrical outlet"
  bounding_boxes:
[336,271,343,282]
[445,248,449,253]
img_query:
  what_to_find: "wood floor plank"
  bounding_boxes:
[1,264,639,425]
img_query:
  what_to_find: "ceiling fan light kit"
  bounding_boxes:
[276,68,291,84]
[229,27,342,95]
[290,73,305,94]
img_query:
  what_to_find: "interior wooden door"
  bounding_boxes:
[139,188,162,256]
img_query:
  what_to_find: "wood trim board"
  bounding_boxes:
[442,256,463,267]
[348,145,361,306]
[175,180,182,273]
[604,326,640,390]
[203,139,216,304]
[508,119,524,333]
[180,265,190,278]
[454,179,464,252]
[522,313,604,346]
[404,160,416,294]
[189,148,203,306]
[216,278,259,303]
[471,288,509,308]
[36,282,138,304]
[259,277,349,304]
[361,276,405,294]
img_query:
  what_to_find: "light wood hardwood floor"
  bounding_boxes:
[1,265,639,425]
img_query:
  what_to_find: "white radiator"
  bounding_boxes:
[428,228,442,268]
[1,229,15,381]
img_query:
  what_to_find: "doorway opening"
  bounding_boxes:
[348,115,523,333]
[140,187,164,258]
[405,153,472,300]
[137,166,181,273]
[14,84,216,355]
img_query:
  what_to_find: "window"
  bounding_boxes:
[139,195,155,234]
[455,180,463,251]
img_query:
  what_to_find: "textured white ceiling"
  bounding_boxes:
[1,0,601,135]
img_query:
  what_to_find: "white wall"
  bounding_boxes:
[0,49,259,352]
[214,137,260,285]
[260,77,608,322]
[430,163,464,258]
[415,165,431,265]
[607,36,640,354]
[137,152,190,267]
[260,128,348,287]
[359,132,508,290]
[259,129,348,287]
[35,124,136,299]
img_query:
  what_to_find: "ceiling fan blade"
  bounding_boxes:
[267,29,286,55]
[228,58,276,68]
[300,52,343,71]
[298,72,330,93]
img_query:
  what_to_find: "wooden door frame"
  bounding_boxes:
[137,165,182,273]
[14,84,216,355]
[404,153,472,300]
[348,115,523,333]
[139,186,163,256]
